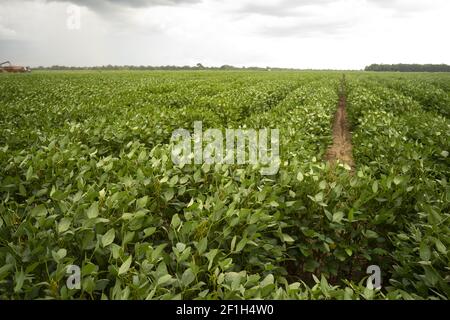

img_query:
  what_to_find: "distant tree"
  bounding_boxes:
[220,65,236,70]
[31,64,303,71]
[365,64,450,72]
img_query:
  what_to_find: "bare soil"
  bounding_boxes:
[325,89,354,168]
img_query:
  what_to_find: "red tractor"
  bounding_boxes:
[0,61,31,73]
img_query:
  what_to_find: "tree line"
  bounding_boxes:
[32,64,274,71]
[31,64,342,72]
[365,64,450,72]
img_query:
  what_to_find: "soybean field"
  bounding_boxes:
[0,71,449,299]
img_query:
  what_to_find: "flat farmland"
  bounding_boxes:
[0,71,449,299]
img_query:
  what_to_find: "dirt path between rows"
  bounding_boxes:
[325,79,354,169]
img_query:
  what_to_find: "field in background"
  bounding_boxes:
[0,70,449,299]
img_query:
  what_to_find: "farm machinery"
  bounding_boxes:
[0,61,31,73]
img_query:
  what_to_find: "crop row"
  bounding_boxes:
[346,76,450,298]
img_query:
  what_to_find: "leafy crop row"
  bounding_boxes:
[346,76,449,298]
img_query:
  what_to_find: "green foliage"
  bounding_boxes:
[346,75,450,298]
[365,64,450,73]
[0,70,448,300]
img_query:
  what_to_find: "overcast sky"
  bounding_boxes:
[1,0,449,69]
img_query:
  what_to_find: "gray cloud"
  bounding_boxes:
[235,0,433,18]
[51,0,199,6]
[40,0,201,12]
[235,0,335,17]
[0,39,36,65]
[232,0,356,38]
[366,0,434,14]
[2,0,448,68]
[260,19,354,38]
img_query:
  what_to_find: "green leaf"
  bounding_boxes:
[171,214,181,228]
[332,211,344,223]
[19,184,26,197]
[26,166,33,181]
[181,268,195,286]
[281,234,295,243]
[205,249,219,270]
[365,230,378,239]
[312,274,320,284]
[143,227,156,238]
[82,263,98,275]
[197,237,208,255]
[14,270,25,293]
[138,150,147,162]
[296,171,304,182]
[424,266,439,286]
[315,192,324,202]
[393,176,402,185]
[269,201,279,207]
[347,208,354,222]
[420,242,431,261]
[176,242,186,252]
[52,248,67,262]
[0,264,13,280]
[345,248,353,256]
[157,274,172,286]
[151,244,167,262]
[319,180,327,190]
[320,275,329,292]
[164,189,174,202]
[260,274,274,287]
[58,217,71,233]
[118,256,132,275]
[101,229,115,247]
[435,239,446,254]
[235,238,247,252]
[136,196,148,209]
[230,236,237,252]
[86,202,99,219]
[397,233,409,241]
[169,175,179,185]
[111,244,122,259]
[31,205,47,217]
[372,181,378,193]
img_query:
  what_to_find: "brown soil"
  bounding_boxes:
[325,86,354,169]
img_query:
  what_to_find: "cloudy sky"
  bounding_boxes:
[1,0,449,69]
